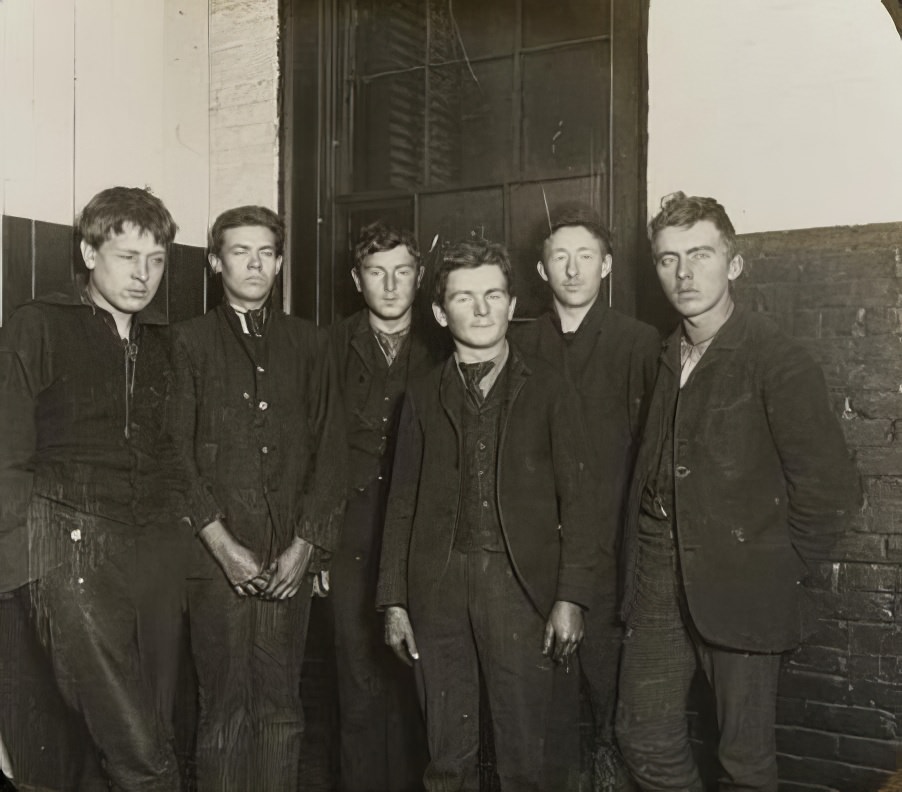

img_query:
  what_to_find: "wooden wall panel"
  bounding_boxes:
[33,220,75,297]
[1,217,34,325]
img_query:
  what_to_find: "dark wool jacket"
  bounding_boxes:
[328,309,440,494]
[622,307,860,652]
[169,304,346,573]
[376,342,606,618]
[512,300,660,617]
[0,284,181,592]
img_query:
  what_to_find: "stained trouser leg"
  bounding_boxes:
[468,550,557,792]
[331,483,427,792]
[695,646,781,792]
[409,551,481,792]
[615,518,703,792]
[187,574,311,792]
[30,528,180,792]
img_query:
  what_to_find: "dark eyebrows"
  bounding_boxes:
[687,245,716,255]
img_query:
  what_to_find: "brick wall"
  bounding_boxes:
[734,222,902,791]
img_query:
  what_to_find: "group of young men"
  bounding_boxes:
[0,185,858,792]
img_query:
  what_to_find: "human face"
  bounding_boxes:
[351,245,423,326]
[210,226,283,310]
[432,265,516,358]
[81,223,167,319]
[538,225,612,311]
[653,220,742,324]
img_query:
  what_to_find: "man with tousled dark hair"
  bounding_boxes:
[169,205,346,791]
[377,238,603,791]
[615,192,859,790]
[512,205,659,790]
[0,186,182,790]
[328,221,434,791]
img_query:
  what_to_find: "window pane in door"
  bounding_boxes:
[431,0,516,60]
[355,0,425,76]
[521,42,609,181]
[354,71,426,192]
[427,58,514,188]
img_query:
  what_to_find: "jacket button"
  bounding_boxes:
[261,446,269,454]
[257,366,265,373]
[675,465,690,478]
[259,401,269,410]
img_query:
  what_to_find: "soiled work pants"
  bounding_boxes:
[28,501,180,792]
[187,573,312,792]
[410,549,558,792]
[615,514,781,792]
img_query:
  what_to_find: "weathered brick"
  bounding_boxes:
[791,307,863,339]
[776,698,897,741]
[854,447,902,477]
[779,668,851,704]
[860,505,902,536]
[777,753,893,788]
[804,619,850,652]
[821,590,894,622]
[776,725,837,759]
[830,531,887,562]
[838,391,902,420]
[889,535,902,560]
[864,477,902,508]
[847,652,902,685]
[835,733,899,769]
[787,645,848,675]
[842,418,894,447]
[865,306,902,336]
[838,562,901,593]
[848,622,902,656]
[795,279,900,309]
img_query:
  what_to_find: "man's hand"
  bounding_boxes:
[542,600,585,664]
[384,606,420,666]
[199,519,266,596]
[260,537,314,600]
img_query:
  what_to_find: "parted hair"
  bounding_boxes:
[354,221,420,270]
[78,186,177,249]
[432,239,514,306]
[648,191,738,258]
[209,206,284,257]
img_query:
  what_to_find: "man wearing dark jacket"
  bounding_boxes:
[170,206,345,792]
[377,239,603,792]
[0,186,181,791]
[512,208,659,788]
[615,193,860,791]
[328,222,434,791]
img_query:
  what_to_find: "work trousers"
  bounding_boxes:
[187,573,312,792]
[615,514,782,792]
[331,482,427,792]
[409,549,557,792]
[27,499,180,792]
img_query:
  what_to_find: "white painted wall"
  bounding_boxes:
[0,0,210,246]
[208,0,280,220]
[647,0,902,233]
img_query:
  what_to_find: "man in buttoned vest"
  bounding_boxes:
[328,222,435,792]
[169,206,345,791]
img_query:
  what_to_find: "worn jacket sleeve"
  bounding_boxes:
[168,329,225,531]
[376,391,423,610]
[552,379,611,611]
[294,329,347,553]
[0,308,46,591]
[763,340,861,561]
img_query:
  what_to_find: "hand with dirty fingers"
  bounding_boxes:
[542,600,585,665]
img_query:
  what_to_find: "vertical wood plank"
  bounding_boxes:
[33,220,75,297]
[2,216,35,322]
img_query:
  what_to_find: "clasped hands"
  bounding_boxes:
[200,520,313,600]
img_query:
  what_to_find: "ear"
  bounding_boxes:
[208,253,222,275]
[275,256,283,275]
[351,268,363,293]
[507,296,518,321]
[80,240,97,271]
[432,302,448,328]
[416,266,425,288]
[600,254,613,280]
[727,254,744,281]
[536,261,549,283]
